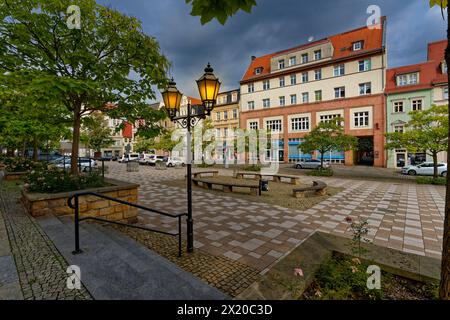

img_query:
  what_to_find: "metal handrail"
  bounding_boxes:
[67,191,187,257]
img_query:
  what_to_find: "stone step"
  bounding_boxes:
[36,215,228,300]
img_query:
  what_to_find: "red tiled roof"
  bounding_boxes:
[241,17,386,82]
[385,39,447,94]
[122,122,133,138]
[187,96,202,105]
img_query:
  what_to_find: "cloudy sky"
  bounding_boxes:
[97,0,445,99]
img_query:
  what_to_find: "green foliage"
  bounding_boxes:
[308,168,334,177]
[429,0,448,8]
[242,164,261,172]
[0,0,170,172]
[416,177,447,185]
[346,217,371,258]
[310,255,383,300]
[299,118,358,167]
[80,113,114,152]
[25,166,108,193]
[385,105,448,179]
[186,0,257,25]
[134,137,156,153]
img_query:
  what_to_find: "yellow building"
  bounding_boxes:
[212,89,240,139]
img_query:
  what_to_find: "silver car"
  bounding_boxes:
[295,159,330,169]
[401,162,447,177]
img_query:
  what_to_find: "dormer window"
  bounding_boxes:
[278,59,285,69]
[353,41,363,51]
[254,67,263,75]
[314,50,322,60]
[396,72,419,86]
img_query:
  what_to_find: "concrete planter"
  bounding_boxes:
[3,170,28,181]
[21,178,140,224]
[126,162,139,172]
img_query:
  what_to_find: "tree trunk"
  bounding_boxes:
[32,136,38,162]
[433,152,439,180]
[71,106,82,175]
[320,151,325,170]
[440,3,450,300]
[21,141,27,159]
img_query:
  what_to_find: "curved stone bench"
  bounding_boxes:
[292,181,327,198]
[193,177,260,196]
[236,172,300,185]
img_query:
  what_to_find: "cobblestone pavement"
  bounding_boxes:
[0,179,92,300]
[106,163,445,274]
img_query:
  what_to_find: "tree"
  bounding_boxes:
[80,113,114,155]
[186,0,257,24]
[298,118,358,169]
[430,0,450,299]
[134,137,156,153]
[0,0,169,174]
[385,105,448,179]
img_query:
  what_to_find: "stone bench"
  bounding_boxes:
[235,171,261,180]
[191,171,219,178]
[236,172,300,185]
[193,178,260,196]
[292,181,327,198]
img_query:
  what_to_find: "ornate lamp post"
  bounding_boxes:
[161,63,221,253]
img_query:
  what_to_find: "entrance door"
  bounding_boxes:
[356,137,374,166]
[396,152,406,168]
[279,150,284,162]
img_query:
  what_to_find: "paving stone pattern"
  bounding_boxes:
[0,182,92,300]
[106,163,445,274]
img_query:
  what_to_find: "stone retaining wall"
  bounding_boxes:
[21,179,139,224]
[3,171,28,181]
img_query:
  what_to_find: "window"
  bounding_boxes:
[291,117,310,131]
[249,121,258,130]
[223,128,228,137]
[315,90,322,102]
[263,80,270,90]
[301,53,308,63]
[334,64,345,76]
[359,59,371,72]
[216,112,221,121]
[359,82,372,95]
[290,94,297,105]
[279,96,286,107]
[354,111,369,127]
[320,114,340,123]
[442,61,448,74]
[266,119,282,132]
[278,59,285,69]
[263,98,270,108]
[314,69,322,80]
[393,101,404,113]
[302,72,309,83]
[444,87,449,100]
[289,56,297,66]
[334,87,345,98]
[314,50,322,60]
[247,101,255,110]
[302,92,309,103]
[232,93,238,102]
[254,68,262,75]
[394,125,404,133]
[279,77,285,87]
[353,41,363,51]
[290,74,297,85]
[396,73,419,86]
[233,109,238,119]
[216,128,221,137]
[248,83,254,93]
[411,99,423,111]
[223,111,228,120]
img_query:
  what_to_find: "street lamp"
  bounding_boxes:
[161,63,221,253]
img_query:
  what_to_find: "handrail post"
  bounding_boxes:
[178,216,182,258]
[72,195,82,255]
[89,157,92,173]
[78,157,81,173]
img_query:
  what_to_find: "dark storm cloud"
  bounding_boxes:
[97,0,445,99]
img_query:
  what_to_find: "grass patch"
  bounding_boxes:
[308,168,334,177]
[0,179,24,192]
[162,176,343,211]
[242,164,261,172]
[303,253,439,300]
[416,177,446,185]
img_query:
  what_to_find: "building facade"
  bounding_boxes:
[239,19,387,167]
[212,89,240,138]
[385,40,447,168]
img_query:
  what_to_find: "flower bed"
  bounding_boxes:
[22,178,140,223]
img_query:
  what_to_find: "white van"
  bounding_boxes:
[118,153,140,163]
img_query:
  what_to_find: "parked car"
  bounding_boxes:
[401,162,447,177]
[148,155,167,166]
[55,158,97,171]
[118,153,140,163]
[139,154,155,165]
[294,159,330,170]
[38,152,62,162]
[166,157,185,167]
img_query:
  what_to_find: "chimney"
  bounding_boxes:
[251,55,256,61]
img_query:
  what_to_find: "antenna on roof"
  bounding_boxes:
[308,36,314,42]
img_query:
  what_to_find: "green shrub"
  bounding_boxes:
[1,157,41,172]
[308,168,334,177]
[242,164,261,172]
[25,166,109,193]
[416,177,446,185]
